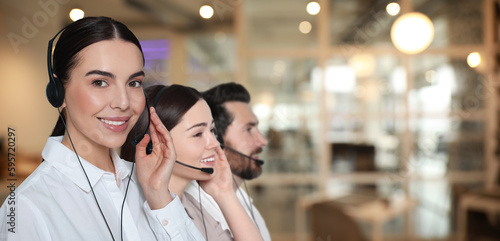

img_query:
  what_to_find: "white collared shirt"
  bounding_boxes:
[185,181,272,241]
[0,136,204,241]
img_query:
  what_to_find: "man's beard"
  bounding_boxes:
[224,143,263,180]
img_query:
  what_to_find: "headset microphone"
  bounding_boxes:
[220,144,264,166]
[175,161,214,174]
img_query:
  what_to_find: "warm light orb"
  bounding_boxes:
[467,52,481,68]
[391,12,434,54]
[200,5,214,19]
[386,2,400,16]
[307,2,321,15]
[69,8,84,22]
[348,54,376,77]
[299,21,312,34]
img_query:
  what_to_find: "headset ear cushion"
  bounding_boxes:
[46,77,65,108]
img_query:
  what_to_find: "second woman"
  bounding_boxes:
[121,85,264,241]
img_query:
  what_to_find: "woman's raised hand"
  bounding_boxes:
[135,107,176,209]
[199,146,265,241]
[198,145,234,201]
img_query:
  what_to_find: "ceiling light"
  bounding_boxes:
[69,8,84,22]
[467,52,481,68]
[307,2,320,15]
[391,12,434,54]
[299,21,312,34]
[386,2,400,16]
[200,5,214,19]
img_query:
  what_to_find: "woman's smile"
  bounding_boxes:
[200,155,216,167]
[98,116,130,132]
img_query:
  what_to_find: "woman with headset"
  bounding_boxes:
[0,17,203,241]
[121,85,264,241]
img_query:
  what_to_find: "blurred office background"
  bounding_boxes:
[1,0,500,240]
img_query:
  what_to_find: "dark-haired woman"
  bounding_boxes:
[0,17,203,241]
[121,85,264,241]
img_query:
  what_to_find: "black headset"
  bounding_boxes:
[46,27,67,108]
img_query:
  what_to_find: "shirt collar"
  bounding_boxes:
[112,150,137,187]
[42,136,136,192]
[180,194,195,220]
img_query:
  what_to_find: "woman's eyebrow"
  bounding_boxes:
[84,70,145,80]
[129,71,145,80]
[85,70,115,79]
[186,122,207,131]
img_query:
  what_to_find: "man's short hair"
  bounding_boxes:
[202,82,251,141]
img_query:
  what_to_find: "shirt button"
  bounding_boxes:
[162,219,169,226]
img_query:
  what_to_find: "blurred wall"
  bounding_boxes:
[0,0,70,155]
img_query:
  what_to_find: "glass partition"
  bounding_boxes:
[141,39,170,84]
[409,55,486,116]
[244,0,318,49]
[236,0,489,240]
[329,0,483,48]
[187,32,236,90]
[246,58,321,173]
[415,0,483,46]
[329,0,398,46]
[409,55,486,174]
[323,55,404,114]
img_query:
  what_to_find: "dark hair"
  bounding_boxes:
[50,16,144,136]
[202,82,250,140]
[120,84,203,161]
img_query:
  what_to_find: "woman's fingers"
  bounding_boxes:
[148,108,162,152]
[134,108,176,209]
[216,145,226,161]
[149,107,176,168]
[135,133,151,157]
[150,107,169,139]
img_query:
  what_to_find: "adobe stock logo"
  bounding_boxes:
[7,0,71,54]
[211,0,243,21]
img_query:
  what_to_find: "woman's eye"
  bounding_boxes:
[193,132,202,137]
[129,80,142,88]
[92,80,108,87]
